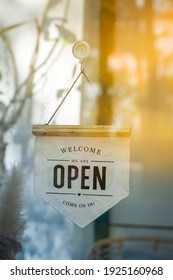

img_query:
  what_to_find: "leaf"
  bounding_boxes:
[57,89,66,98]
[56,25,76,42]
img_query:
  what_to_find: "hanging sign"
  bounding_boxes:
[32,125,130,227]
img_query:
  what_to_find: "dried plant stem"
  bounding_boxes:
[2,0,55,127]
[0,167,25,238]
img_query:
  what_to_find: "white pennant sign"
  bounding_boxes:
[32,125,130,227]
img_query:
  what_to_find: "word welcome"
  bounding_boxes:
[60,146,102,155]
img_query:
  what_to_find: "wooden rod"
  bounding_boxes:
[32,125,131,137]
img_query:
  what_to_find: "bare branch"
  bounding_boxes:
[2,0,71,128]
[0,33,18,91]
[40,0,54,27]
[1,19,40,127]
[0,20,32,35]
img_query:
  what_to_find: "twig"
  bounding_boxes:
[2,0,53,127]
[2,0,70,128]
[35,40,58,72]
[0,34,18,90]
[0,20,32,35]
[40,0,54,27]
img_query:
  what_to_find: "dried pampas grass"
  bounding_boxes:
[0,235,21,260]
[0,167,26,240]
